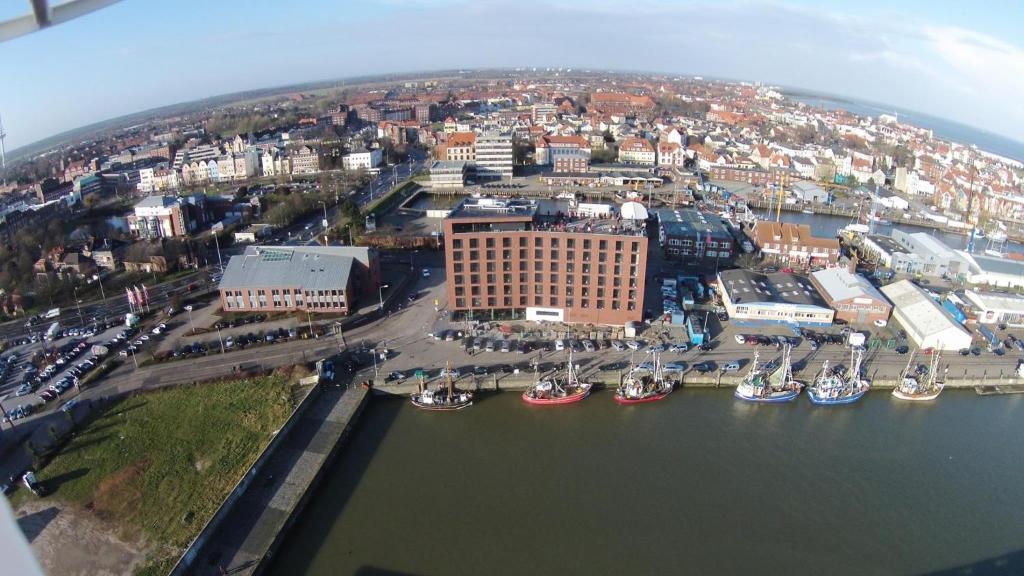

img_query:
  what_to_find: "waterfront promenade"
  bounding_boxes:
[181,383,369,576]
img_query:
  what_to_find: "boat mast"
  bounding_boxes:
[445,360,453,401]
[900,349,916,381]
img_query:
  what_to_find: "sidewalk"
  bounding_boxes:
[186,384,369,576]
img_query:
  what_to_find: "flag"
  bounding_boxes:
[142,284,150,306]
[126,287,136,308]
[134,286,144,309]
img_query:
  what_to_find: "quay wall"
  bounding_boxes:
[373,372,1024,396]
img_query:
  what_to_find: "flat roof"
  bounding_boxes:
[965,289,1024,314]
[865,234,909,255]
[447,197,540,219]
[961,252,1024,277]
[719,269,829,308]
[219,245,354,292]
[655,208,732,239]
[430,160,469,170]
[881,280,969,338]
[811,267,889,304]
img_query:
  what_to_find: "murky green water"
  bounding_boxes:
[268,390,1024,575]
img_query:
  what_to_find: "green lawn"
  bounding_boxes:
[26,376,295,574]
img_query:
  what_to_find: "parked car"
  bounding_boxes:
[895,345,910,355]
[500,340,511,353]
[669,343,689,353]
[611,340,626,351]
[722,361,741,372]
[694,362,716,373]
[664,362,687,372]
[386,371,405,381]
[734,334,746,344]
[626,340,642,351]
[485,340,496,352]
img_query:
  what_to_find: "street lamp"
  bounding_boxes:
[93,273,105,300]
[72,287,84,327]
[378,284,390,313]
[185,304,195,334]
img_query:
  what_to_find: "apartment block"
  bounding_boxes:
[474,132,514,180]
[443,196,648,326]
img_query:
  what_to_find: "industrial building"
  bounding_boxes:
[861,234,917,271]
[957,252,1024,289]
[717,269,834,326]
[442,197,649,326]
[964,290,1024,326]
[218,245,379,315]
[880,280,973,351]
[655,208,735,267]
[890,230,967,278]
[792,181,829,204]
[809,267,892,324]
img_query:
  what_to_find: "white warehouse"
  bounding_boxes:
[880,280,972,351]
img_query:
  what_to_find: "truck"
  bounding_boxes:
[125,313,139,328]
[848,332,867,350]
[45,322,61,341]
[44,308,61,320]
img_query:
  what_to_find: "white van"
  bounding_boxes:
[723,361,741,372]
[554,339,566,351]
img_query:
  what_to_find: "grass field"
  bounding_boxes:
[24,376,295,575]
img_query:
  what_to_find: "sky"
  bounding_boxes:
[2,0,1024,151]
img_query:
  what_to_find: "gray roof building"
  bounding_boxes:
[220,246,354,292]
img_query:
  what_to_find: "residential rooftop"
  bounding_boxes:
[655,208,732,239]
[446,196,647,236]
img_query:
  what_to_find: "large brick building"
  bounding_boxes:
[443,197,648,326]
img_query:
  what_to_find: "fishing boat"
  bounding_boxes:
[410,362,473,411]
[614,352,673,404]
[801,207,815,214]
[807,349,870,405]
[892,349,945,401]
[734,346,802,403]
[523,349,592,405]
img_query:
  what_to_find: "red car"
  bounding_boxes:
[921,347,935,355]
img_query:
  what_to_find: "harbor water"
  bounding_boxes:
[751,209,1024,255]
[268,390,1024,575]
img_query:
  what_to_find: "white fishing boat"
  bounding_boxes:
[892,350,945,402]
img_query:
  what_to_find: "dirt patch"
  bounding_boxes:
[16,500,147,576]
[92,458,149,523]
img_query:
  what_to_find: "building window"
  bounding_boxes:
[469,238,478,248]
[453,239,463,249]
[486,237,495,248]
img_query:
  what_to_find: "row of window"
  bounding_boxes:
[455,297,637,311]
[222,288,346,310]
[667,238,730,248]
[452,249,639,265]
[667,248,731,258]
[453,261,640,276]
[452,236,640,252]
[454,285,638,300]
[452,272,639,288]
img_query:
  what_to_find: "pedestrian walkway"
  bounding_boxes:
[185,384,369,576]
